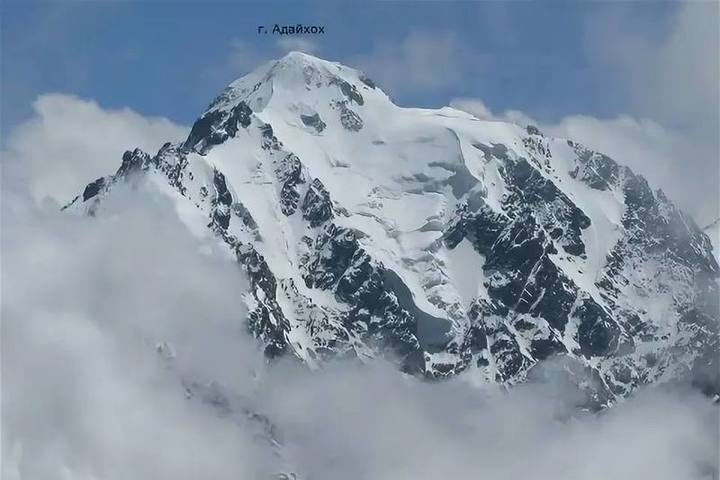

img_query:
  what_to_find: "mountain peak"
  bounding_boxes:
[205,52,381,115]
[275,50,335,68]
[264,50,355,86]
[269,50,371,84]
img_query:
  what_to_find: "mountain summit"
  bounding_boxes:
[65,52,719,404]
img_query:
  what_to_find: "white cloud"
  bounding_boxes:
[224,38,267,77]
[353,30,482,95]
[577,2,719,223]
[257,361,718,480]
[1,94,187,206]
[199,39,268,91]
[585,2,719,137]
[3,95,718,480]
[454,3,719,226]
[276,37,319,55]
[449,100,717,224]
[449,98,494,120]
[546,115,717,222]
[1,181,276,479]
[451,97,538,128]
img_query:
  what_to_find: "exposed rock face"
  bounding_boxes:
[64,51,719,405]
[300,112,326,133]
[336,101,363,132]
[82,177,106,201]
[301,179,334,226]
[184,101,252,153]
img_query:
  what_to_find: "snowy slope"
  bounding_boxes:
[65,52,719,403]
[703,217,720,263]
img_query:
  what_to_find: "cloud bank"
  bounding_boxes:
[451,2,719,226]
[2,95,718,480]
[451,97,716,223]
[353,30,483,95]
[2,94,188,206]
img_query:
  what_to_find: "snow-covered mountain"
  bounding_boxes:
[704,217,720,264]
[64,51,719,404]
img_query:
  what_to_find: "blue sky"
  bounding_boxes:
[2,1,717,222]
[2,1,682,134]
